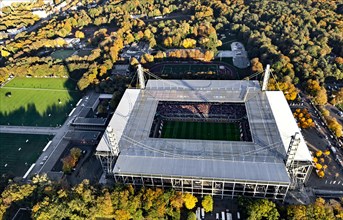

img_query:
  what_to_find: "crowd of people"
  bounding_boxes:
[156,101,247,119]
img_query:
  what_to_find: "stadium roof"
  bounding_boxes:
[266,92,312,161]
[97,80,312,184]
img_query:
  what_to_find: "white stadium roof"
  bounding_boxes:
[266,92,312,161]
[96,80,312,184]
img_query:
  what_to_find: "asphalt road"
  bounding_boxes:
[0,125,59,135]
[27,91,100,177]
[296,91,343,190]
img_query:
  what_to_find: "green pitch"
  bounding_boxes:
[51,49,77,59]
[161,121,240,141]
[0,133,52,176]
[0,78,81,126]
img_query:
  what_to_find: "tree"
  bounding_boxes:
[182,38,196,48]
[75,30,85,39]
[183,193,198,210]
[325,116,343,137]
[246,199,280,220]
[62,155,76,173]
[187,212,197,220]
[164,37,173,47]
[201,195,213,212]
[332,88,343,105]
[130,57,139,66]
[306,79,327,105]
[314,88,328,105]
[70,147,81,160]
[204,50,214,61]
[251,58,263,73]
[316,150,323,157]
[1,48,10,57]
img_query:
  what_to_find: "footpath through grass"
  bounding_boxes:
[0,133,52,176]
[0,78,81,126]
[161,121,240,141]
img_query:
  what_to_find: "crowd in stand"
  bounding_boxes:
[150,102,252,141]
[156,101,247,119]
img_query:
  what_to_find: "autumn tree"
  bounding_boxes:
[325,116,343,137]
[202,195,213,212]
[306,79,327,105]
[182,38,197,48]
[268,77,298,101]
[251,58,263,73]
[75,30,85,39]
[331,88,343,105]
[183,193,198,210]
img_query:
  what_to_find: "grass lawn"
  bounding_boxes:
[0,133,52,176]
[161,121,240,141]
[77,49,92,57]
[161,64,218,74]
[0,78,81,126]
[51,49,77,59]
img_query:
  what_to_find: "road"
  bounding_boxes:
[0,125,59,135]
[297,91,343,190]
[28,91,100,177]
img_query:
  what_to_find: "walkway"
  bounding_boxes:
[0,125,59,135]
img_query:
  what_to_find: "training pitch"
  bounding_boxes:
[161,121,241,141]
[0,133,52,176]
[51,49,77,59]
[0,78,80,126]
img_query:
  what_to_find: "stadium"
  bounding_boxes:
[96,79,313,201]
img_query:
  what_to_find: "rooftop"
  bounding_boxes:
[97,80,312,183]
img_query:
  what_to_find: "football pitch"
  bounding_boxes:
[51,49,77,59]
[0,78,81,126]
[0,133,52,176]
[161,64,218,74]
[161,121,240,141]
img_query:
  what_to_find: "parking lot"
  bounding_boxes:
[290,93,343,190]
[193,197,241,220]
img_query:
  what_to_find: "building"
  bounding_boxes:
[7,27,26,36]
[120,42,150,60]
[64,38,81,48]
[216,42,250,69]
[112,64,130,75]
[96,79,313,200]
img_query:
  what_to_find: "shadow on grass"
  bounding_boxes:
[0,78,82,127]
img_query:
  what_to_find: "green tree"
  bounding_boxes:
[187,212,197,220]
[245,199,280,220]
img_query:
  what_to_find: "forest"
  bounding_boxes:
[0,0,341,91]
[1,175,343,220]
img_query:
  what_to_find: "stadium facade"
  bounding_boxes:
[96,80,313,200]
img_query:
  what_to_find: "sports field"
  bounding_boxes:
[0,78,80,126]
[0,133,52,176]
[161,64,219,75]
[51,49,77,59]
[161,121,241,141]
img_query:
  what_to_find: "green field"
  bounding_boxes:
[0,133,52,176]
[51,49,77,59]
[0,78,81,126]
[161,64,218,74]
[161,121,240,141]
[77,49,92,57]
